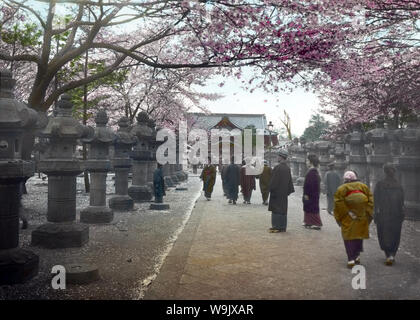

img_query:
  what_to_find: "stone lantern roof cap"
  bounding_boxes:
[41,94,88,139]
[82,110,115,144]
[131,112,154,140]
[115,116,137,146]
[57,94,73,110]
[0,69,16,96]
[0,69,38,128]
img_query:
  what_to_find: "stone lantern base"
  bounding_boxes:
[0,248,39,285]
[109,195,134,211]
[32,223,89,249]
[80,206,114,224]
[128,185,153,201]
[149,203,170,210]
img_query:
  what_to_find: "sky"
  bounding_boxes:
[195,74,322,137]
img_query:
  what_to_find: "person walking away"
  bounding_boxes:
[221,163,228,197]
[374,163,404,266]
[200,163,216,200]
[303,154,322,230]
[240,159,256,204]
[257,160,272,205]
[153,163,166,203]
[225,157,241,204]
[334,170,374,268]
[325,162,341,215]
[268,149,295,233]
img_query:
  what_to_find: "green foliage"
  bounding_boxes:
[301,114,330,142]
[1,22,42,47]
[68,64,129,121]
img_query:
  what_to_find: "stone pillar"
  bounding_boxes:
[366,118,392,190]
[295,137,307,186]
[32,94,90,249]
[395,116,420,220]
[0,69,39,285]
[346,124,369,185]
[333,136,348,180]
[109,117,137,211]
[128,112,153,201]
[80,110,115,223]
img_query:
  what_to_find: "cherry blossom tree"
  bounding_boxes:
[1,0,363,112]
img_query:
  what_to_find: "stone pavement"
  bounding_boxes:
[145,173,420,300]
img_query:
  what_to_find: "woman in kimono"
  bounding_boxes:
[302,154,322,230]
[240,160,256,204]
[200,164,216,200]
[374,163,405,266]
[334,171,374,268]
[258,160,272,205]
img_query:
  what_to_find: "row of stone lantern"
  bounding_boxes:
[0,70,187,285]
[287,117,420,221]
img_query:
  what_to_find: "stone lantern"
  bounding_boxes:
[366,117,393,189]
[128,111,154,201]
[31,94,92,248]
[333,135,348,179]
[80,110,115,223]
[395,116,420,220]
[345,123,369,185]
[0,69,39,284]
[295,137,307,186]
[109,117,137,211]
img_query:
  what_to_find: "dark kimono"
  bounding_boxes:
[303,168,322,226]
[221,165,228,196]
[153,167,166,203]
[258,165,272,203]
[325,170,341,213]
[374,178,405,257]
[240,166,256,202]
[268,160,294,231]
[200,165,216,198]
[225,164,241,201]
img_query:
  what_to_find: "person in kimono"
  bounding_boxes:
[268,149,295,232]
[257,160,272,205]
[225,157,241,204]
[153,163,166,203]
[334,170,374,268]
[325,162,342,215]
[221,162,229,197]
[200,163,216,200]
[240,159,256,204]
[374,163,405,266]
[303,154,322,230]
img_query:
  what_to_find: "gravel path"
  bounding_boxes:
[0,173,202,300]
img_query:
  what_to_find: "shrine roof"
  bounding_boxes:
[187,112,277,135]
